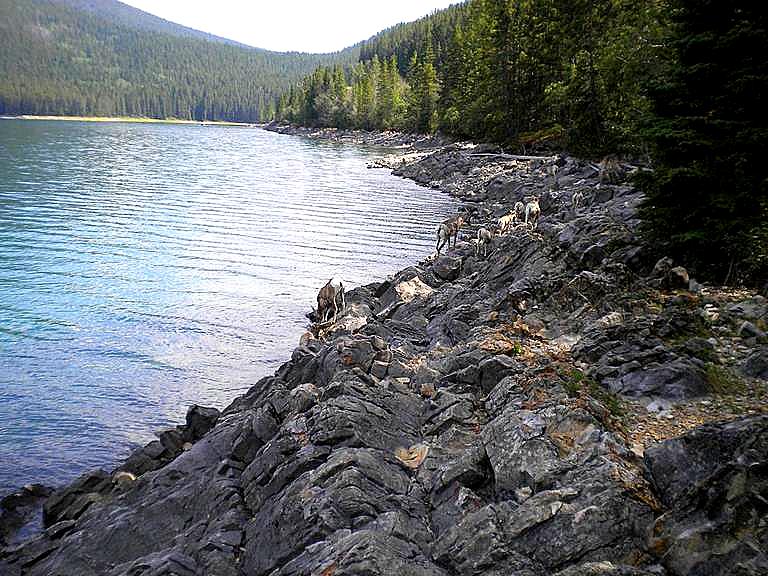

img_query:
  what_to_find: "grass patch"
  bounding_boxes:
[705,363,746,395]
[562,368,627,426]
[563,369,625,416]
[562,368,585,398]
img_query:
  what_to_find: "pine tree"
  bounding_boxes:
[639,0,768,284]
[406,29,439,134]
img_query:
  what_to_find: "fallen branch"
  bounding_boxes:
[468,153,557,161]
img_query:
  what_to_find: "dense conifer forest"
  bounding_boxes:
[279,1,669,155]
[280,0,766,284]
[0,0,358,121]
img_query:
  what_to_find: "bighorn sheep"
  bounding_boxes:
[525,196,541,229]
[545,157,560,190]
[598,155,624,184]
[513,201,525,222]
[571,189,585,212]
[317,277,345,323]
[112,471,136,490]
[476,227,494,258]
[497,202,525,234]
[497,213,516,234]
[436,211,469,255]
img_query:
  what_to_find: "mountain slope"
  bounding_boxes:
[0,0,358,121]
[53,0,251,47]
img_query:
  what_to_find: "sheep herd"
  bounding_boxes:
[461,154,622,261]
[311,154,626,328]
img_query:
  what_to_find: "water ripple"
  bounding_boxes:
[0,120,457,493]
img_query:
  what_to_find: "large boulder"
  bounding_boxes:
[741,347,768,379]
[553,563,662,576]
[433,255,463,281]
[0,484,53,547]
[185,405,221,441]
[378,269,435,318]
[645,416,768,576]
[42,470,111,526]
[606,358,709,399]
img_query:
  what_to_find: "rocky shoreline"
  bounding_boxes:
[2,125,767,575]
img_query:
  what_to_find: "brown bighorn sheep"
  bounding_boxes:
[571,189,585,212]
[525,196,540,229]
[497,213,516,234]
[545,157,560,190]
[436,211,469,255]
[476,227,494,258]
[513,201,525,223]
[598,155,624,184]
[317,277,345,323]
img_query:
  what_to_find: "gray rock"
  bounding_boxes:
[109,550,201,576]
[645,415,768,506]
[432,501,543,576]
[0,484,53,546]
[738,320,766,339]
[606,358,708,399]
[42,469,111,526]
[185,405,220,441]
[741,347,768,379]
[478,354,521,394]
[387,358,414,379]
[482,408,558,492]
[433,255,462,281]
[553,563,663,576]
[370,360,389,379]
[337,337,376,371]
[644,416,768,575]
[726,296,768,322]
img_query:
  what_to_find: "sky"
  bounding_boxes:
[120,1,460,53]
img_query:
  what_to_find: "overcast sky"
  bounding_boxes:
[120,1,460,53]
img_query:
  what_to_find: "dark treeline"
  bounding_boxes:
[278,0,766,284]
[0,0,358,122]
[276,0,669,155]
[638,0,768,285]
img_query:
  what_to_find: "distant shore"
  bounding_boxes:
[0,115,254,127]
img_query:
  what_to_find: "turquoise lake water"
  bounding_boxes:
[0,119,456,493]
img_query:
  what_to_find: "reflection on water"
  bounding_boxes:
[0,120,457,492]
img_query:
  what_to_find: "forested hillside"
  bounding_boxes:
[49,0,247,45]
[278,0,767,284]
[277,0,669,154]
[0,0,357,121]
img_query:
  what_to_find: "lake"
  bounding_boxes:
[0,119,456,494]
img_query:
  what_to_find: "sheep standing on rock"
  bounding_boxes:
[497,213,516,234]
[317,277,345,323]
[598,155,624,184]
[525,196,541,229]
[436,211,469,255]
[476,227,494,258]
[112,471,136,490]
[513,201,525,223]
[571,189,585,212]
[546,158,560,190]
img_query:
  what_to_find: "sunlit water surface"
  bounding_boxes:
[0,119,456,493]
